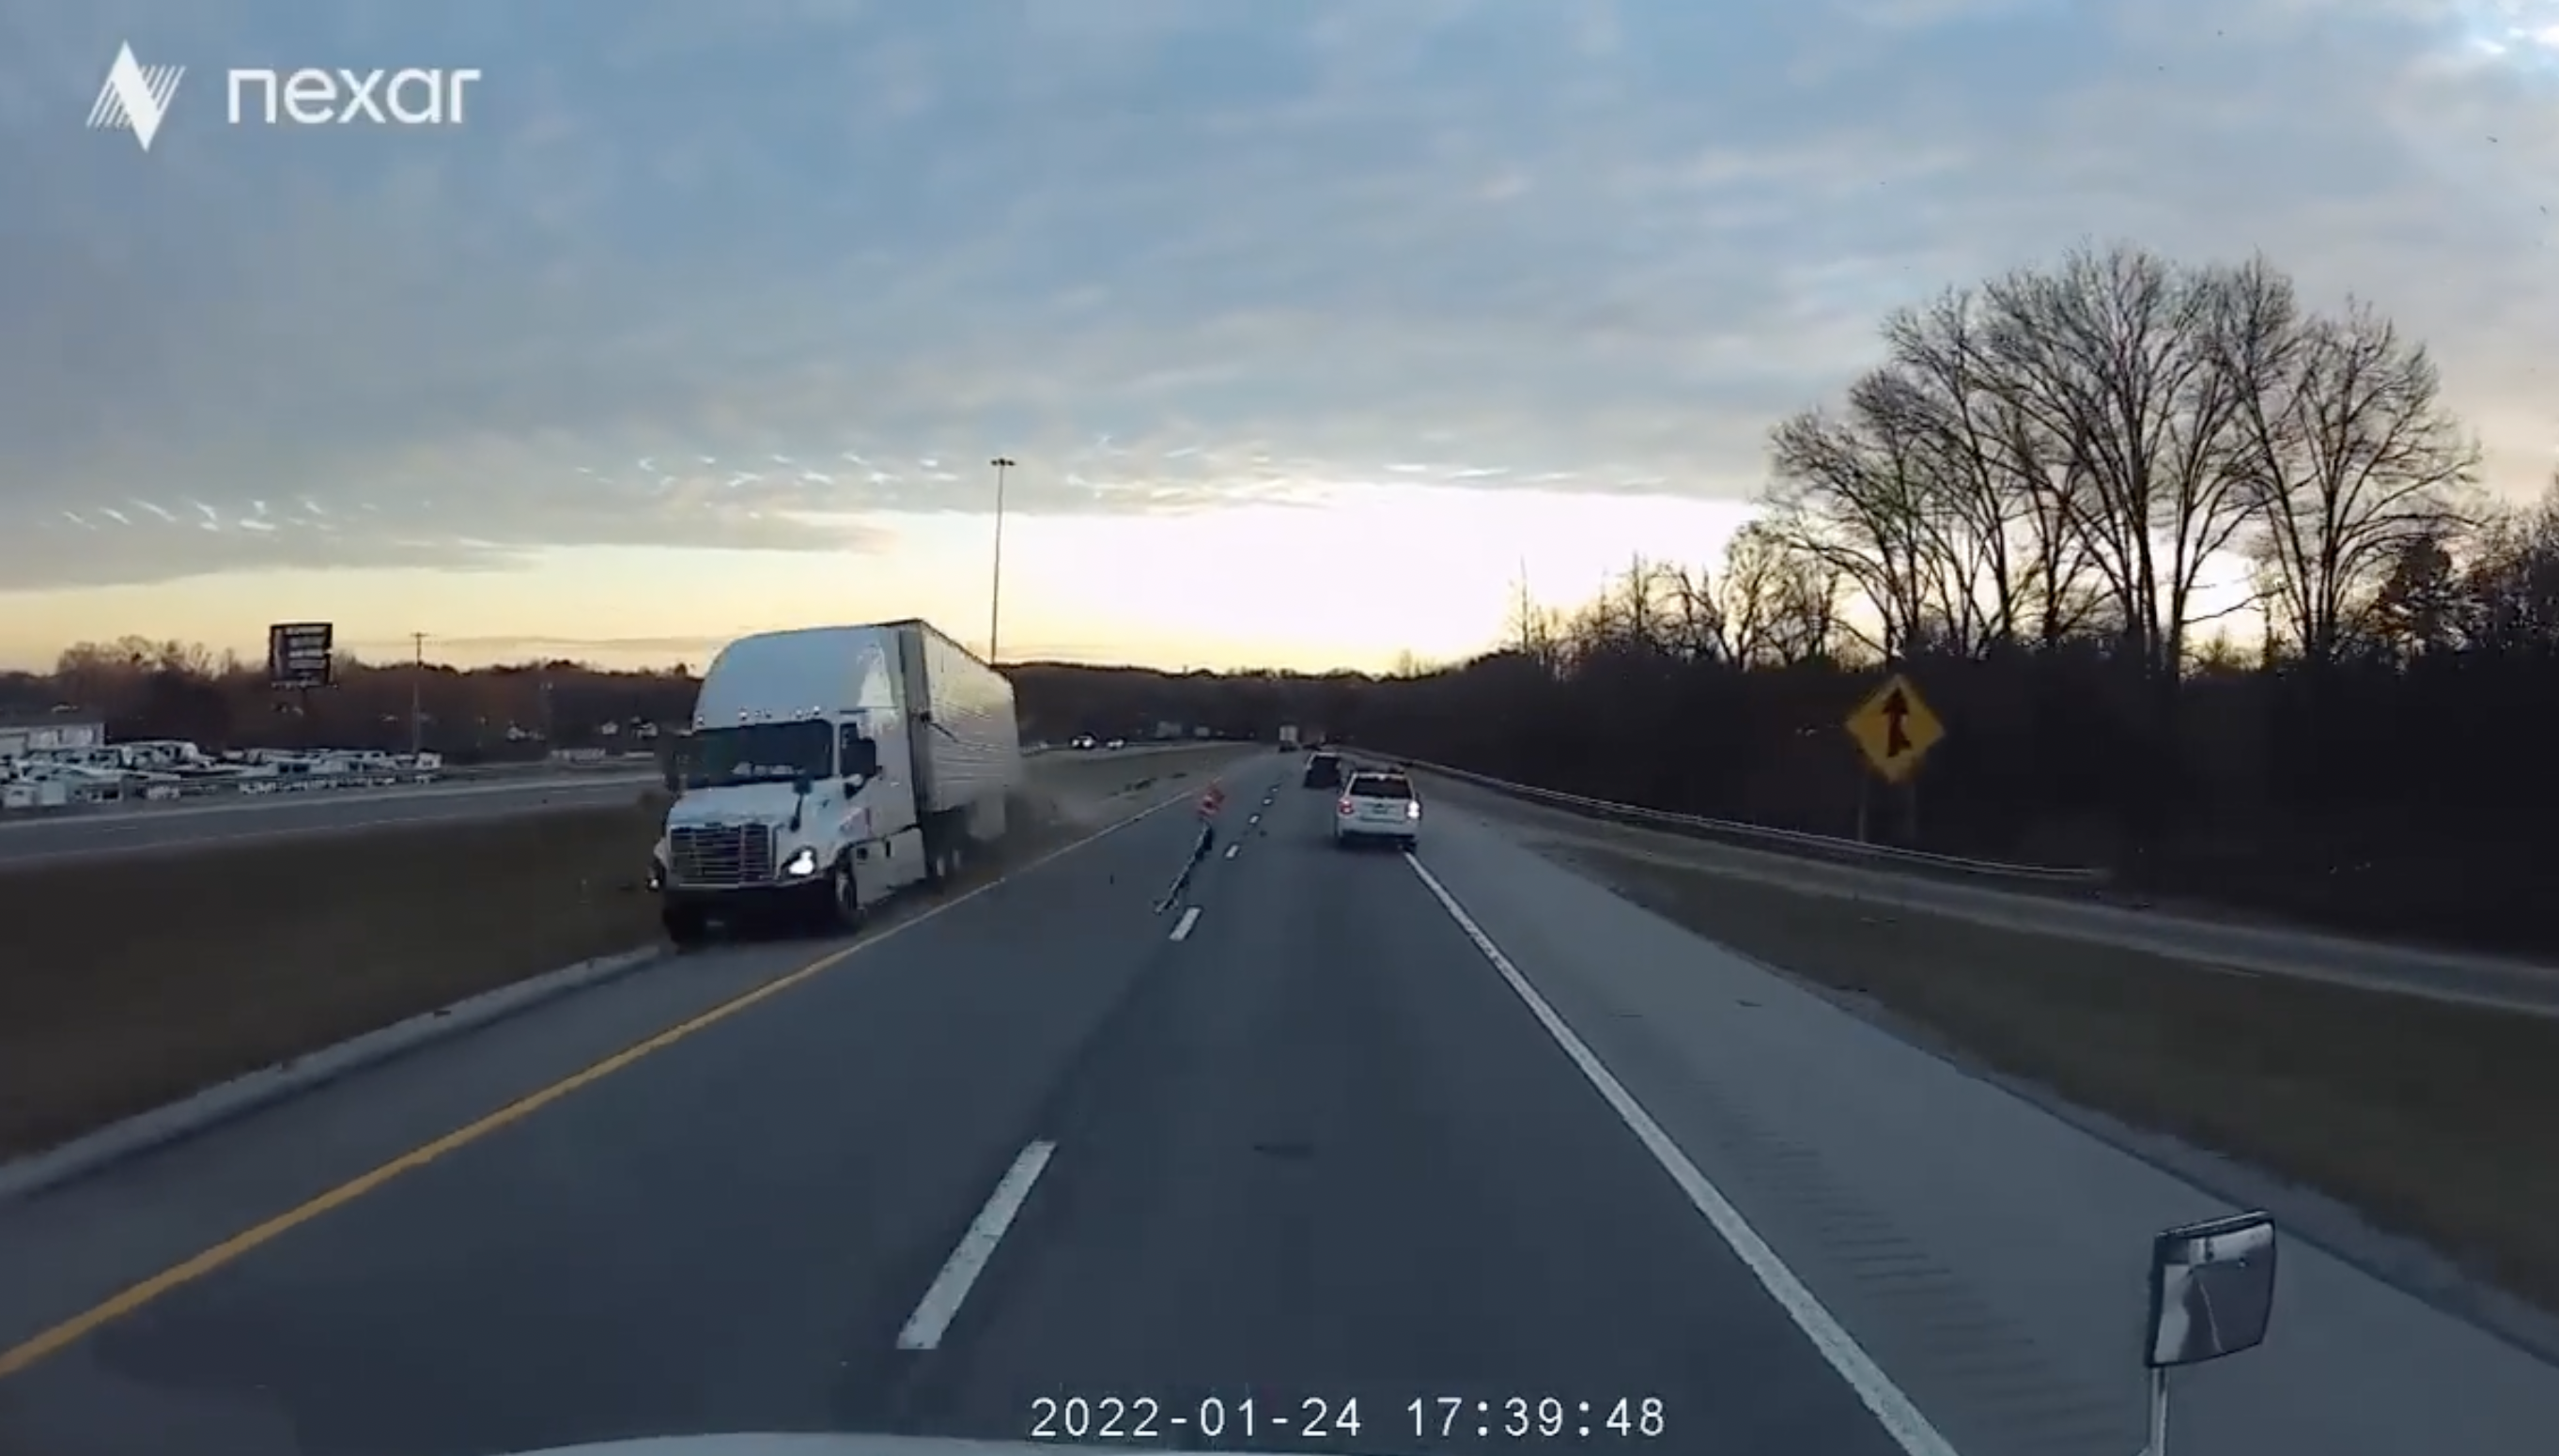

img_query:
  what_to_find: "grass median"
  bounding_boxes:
[1515,831,2559,1315]
[0,747,1251,1163]
[0,798,668,1161]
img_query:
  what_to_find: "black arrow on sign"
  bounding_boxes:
[1879,687,1913,757]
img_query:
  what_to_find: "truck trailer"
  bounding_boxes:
[648,619,1024,945]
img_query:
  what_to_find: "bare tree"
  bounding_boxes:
[2453,477,2559,656]
[1975,245,2273,687]
[2365,533,2462,661]
[1566,554,1682,661]
[2224,298,2479,663]
[1874,288,2113,650]
[1501,565,1563,671]
[1766,398,1937,658]
[1715,523,1785,666]
[1619,552,1667,648]
[1388,649,1437,678]
[1771,547,1846,663]
[1658,563,1729,662]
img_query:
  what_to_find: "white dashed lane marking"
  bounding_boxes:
[895,1139,1056,1351]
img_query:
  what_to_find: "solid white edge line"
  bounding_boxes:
[1170,906,1203,941]
[1399,853,1963,1456]
[895,1139,1057,1351]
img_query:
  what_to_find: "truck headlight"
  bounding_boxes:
[647,859,665,891]
[783,845,819,878]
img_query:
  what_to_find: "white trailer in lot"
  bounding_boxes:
[649,619,1024,945]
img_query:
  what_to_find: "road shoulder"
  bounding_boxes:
[1418,801,2559,1456]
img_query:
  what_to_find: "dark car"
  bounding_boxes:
[1300,751,1343,789]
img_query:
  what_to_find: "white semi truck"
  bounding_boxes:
[647,619,1024,945]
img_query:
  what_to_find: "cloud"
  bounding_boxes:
[1,0,2552,592]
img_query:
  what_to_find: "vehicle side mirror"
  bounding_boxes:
[2145,1211,2276,1368]
[843,736,880,778]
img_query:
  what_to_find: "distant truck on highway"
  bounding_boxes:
[1278,724,1301,752]
[648,619,1024,946]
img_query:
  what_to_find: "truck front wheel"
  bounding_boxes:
[823,859,867,933]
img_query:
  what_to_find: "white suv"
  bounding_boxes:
[1334,769,1421,851]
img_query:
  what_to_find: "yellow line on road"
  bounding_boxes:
[0,790,1186,1380]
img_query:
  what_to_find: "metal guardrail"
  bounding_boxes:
[191,772,443,798]
[1390,754,2110,888]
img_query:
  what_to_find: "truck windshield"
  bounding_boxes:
[679,720,834,788]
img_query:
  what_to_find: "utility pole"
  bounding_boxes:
[987,456,1016,663]
[410,631,426,757]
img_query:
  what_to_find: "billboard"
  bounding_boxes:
[267,621,335,689]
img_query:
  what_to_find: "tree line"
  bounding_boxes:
[1354,242,2558,958]
[0,642,701,761]
[8,243,2550,953]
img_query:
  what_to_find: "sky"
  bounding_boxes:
[0,0,2552,674]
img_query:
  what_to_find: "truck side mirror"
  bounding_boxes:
[2145,1211,2275,1368]
[843,736,879,780]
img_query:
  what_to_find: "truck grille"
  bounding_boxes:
[669,823,774,887]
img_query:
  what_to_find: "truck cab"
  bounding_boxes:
[651,707,918,944]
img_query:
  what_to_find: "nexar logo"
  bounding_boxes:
[226,64,480,127]
[89,41,479,153]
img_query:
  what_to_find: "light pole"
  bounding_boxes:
[410,631,426,758]
[988,456,1016,662]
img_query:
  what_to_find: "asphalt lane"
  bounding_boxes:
[877,776,1906,1456]
[0,781,1218,1456]
[0,754,1903,1456]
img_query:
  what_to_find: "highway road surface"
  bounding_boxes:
[0,746,1228,871]
[2,757,2556,1456]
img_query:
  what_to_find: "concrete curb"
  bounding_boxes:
[0,943,665,1204]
